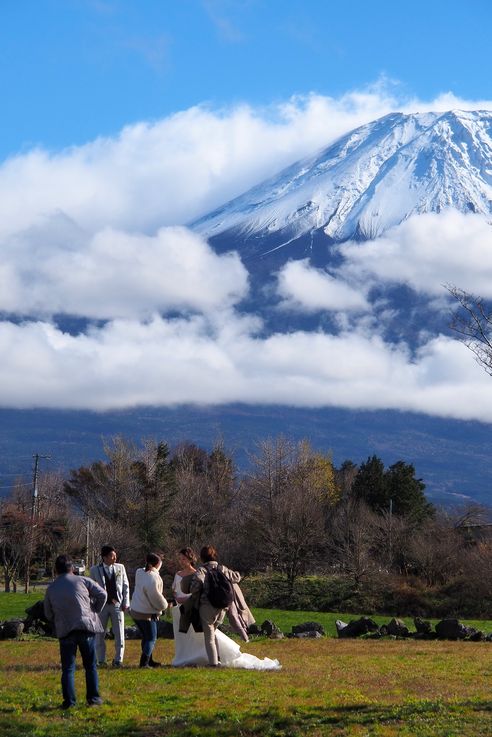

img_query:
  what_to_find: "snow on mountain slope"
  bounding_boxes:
[192,110,492,244]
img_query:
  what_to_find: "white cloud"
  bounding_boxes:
[1,83,491,247]
[0,82,447,241]
[1,315,491,421]
[0,222,248,319]
[338,211,492,298]
[276,259,369,313]
[1,84,492,420]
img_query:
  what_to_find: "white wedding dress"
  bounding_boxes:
[171,574,281,670]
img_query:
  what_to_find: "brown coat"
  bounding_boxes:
[226,582,255,641]
[185,561,241,608]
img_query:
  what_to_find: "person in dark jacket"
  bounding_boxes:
[187,545,240,666]
[44,554,107,709]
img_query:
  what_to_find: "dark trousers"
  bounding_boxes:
[134,619,157,657]
[59,630,100,706]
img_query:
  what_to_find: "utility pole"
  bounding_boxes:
[24,453,51,593]
[388,498,393,568]
[86,511,92,568]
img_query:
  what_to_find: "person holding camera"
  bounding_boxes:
[44,554,107,709]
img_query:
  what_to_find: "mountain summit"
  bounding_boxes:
[193,110,492,245]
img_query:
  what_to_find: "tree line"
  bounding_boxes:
[1,435,491,615]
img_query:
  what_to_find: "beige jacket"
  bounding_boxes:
[130,568,168,619]
[186,561,241,609]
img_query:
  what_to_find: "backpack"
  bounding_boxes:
[205,565,234,609]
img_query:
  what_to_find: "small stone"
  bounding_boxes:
[2,620,24,639]
[386,618,410,637]
[292,630,322,639]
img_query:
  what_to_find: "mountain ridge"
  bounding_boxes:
[193,109,492,248]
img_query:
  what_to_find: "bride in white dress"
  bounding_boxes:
[171,548,281,670]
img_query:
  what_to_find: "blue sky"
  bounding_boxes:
[2,0,491,159]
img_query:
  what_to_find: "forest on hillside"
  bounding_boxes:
[1,435,491,617]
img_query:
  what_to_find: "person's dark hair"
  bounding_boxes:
[101,545,116,559]
[179,547,197,565]
[55,555,73,575]
[145,552,162,571]
[200,545,217,563]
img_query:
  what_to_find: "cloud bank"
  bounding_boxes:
[338,211,492,298]
[276,259,369,313]
[2,83,492,420]
[1,222,247,318]
[1,315,491,420]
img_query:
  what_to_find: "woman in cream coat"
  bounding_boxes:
[130,553,168,668]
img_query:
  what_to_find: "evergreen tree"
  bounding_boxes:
[384,460,433,521]
[351,455,386,511]
[351,454,433,521]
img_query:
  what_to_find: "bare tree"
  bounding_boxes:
[447,285,492,375]
[0,497,28,591]
[243,438,332,593]
[63,436,177,563]
[168,442,236,555]
[371,509,416,575]
[328,498,378,589]
[64,436,141,528]
[406,511,464,586]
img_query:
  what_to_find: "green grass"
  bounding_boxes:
[0,591,492,737]
[0,592,43,619]
[3,592,492,735]
[4,592,492,636]
[2,636,492,736]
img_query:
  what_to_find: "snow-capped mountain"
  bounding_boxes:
[193,110,492,245]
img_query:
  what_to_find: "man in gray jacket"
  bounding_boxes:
[90,544,130,667]
[44,554,107,709]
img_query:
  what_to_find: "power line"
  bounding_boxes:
[0,472,32,477]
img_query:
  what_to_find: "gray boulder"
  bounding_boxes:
[386,618,410,637]
[291,630,323,639]
[24,600,54,636]
[467,629,486,642]
[261,619,282,637]
[247,624,263,636]
[335,619,348,636]
[291,621,325,636]
[435,618,469,640]
[124,626,141,640]
[414,616,432,635]
[336,617,379,638]
[1,619,24,639]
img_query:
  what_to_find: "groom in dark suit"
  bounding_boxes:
[90,545,130,668]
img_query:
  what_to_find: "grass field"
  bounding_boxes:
[2,592,492,736]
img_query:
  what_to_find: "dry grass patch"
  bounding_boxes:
[1,637,492,736]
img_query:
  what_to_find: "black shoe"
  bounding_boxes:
[61,701,75,710]
[148,656,161,668]
[112,661,123,668]
[87,697,104,706]
[139,654,151,668]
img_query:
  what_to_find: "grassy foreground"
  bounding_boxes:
[2,593,492,736]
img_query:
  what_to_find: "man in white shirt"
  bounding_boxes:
[89,545,130,668]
